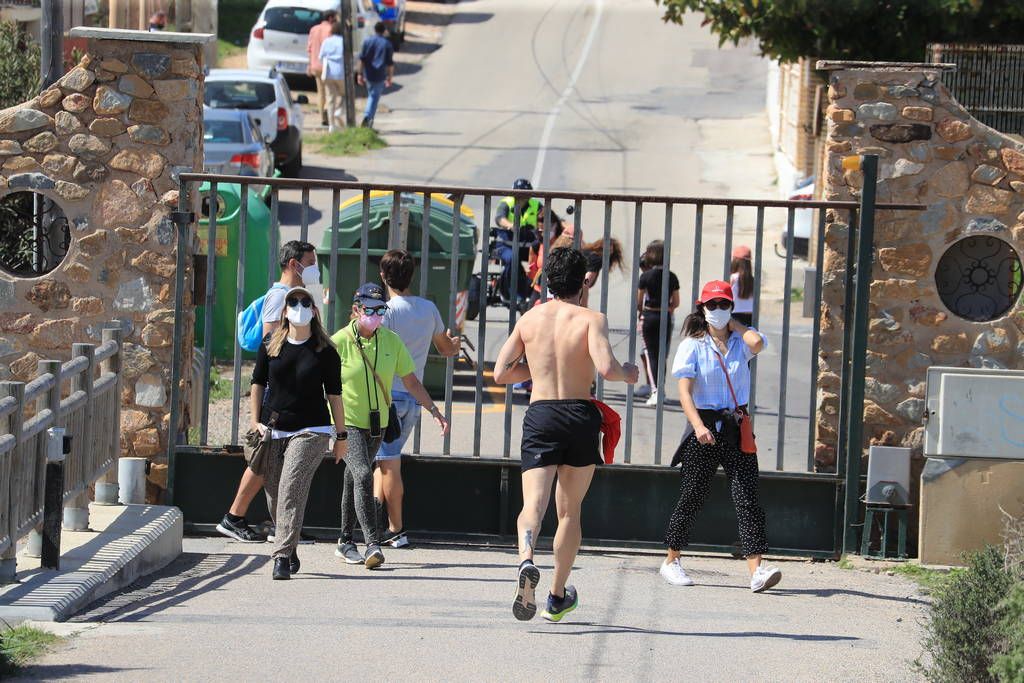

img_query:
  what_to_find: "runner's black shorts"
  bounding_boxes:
[520,399,602,471]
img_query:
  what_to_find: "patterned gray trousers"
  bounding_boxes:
[263,431,330,559]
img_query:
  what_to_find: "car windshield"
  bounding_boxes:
[264,6,323,33]
[205,82,276,110]
[203,120,245,143]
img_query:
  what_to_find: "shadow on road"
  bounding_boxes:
[299,165,358,182]
[277,201,324,226]
[699,583,928,606]
[14,664,141,680]
[400,39,441,56]
[528,622,861,641]
[406,10,493,27]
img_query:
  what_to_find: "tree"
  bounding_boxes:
[654,0,1024,63]
[0,20,40,110]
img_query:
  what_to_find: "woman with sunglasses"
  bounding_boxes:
[659,280,782,593]
[251,286,347,581]
[331,283,450,568]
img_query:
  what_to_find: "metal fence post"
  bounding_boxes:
[843,154,879,554]
[167,196,195,503]
[64,343,95,530]
[41,428,69,570]
[95,325,123,505]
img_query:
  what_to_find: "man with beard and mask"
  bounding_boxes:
[658,280,782,594]
[331,283,449,569]
[216,241,323,544]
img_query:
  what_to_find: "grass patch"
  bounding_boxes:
[309,127,388,157]
[894,563,961,593]
[217,39,246,62]
[0,625,62,675]
[210,368,233,401]
[790,287,804,302]
[836,555,855,570]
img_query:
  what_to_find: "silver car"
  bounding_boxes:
[203,108,276,182]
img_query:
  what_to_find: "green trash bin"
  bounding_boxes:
[194,182,274,360]
[319,191,478,396]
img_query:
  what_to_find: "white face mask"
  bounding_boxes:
[286,305,314,327]
[705,308,731,330]
[300,262,321,286]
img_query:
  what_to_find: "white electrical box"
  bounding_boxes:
[866,445,911,505]
[924,366,1024,460]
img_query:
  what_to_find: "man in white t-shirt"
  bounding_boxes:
[375,249,460,548]
[215,240,321,544]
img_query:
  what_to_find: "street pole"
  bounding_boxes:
[40,0,64,89]
[340,0,357,127]
[842,154,879,555]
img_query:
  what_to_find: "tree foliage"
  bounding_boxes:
[654,0,1024,63]
[0,20,40,111]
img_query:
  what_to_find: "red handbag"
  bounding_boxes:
[714,350,757,455]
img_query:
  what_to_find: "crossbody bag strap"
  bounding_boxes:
[712,341,741,412]
[349,328,392,408]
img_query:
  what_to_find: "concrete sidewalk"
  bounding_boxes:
[15,537,927,681]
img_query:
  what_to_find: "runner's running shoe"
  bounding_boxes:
[750,564,783,593]
[383,529,409,548]
[335,541,364,564]
[216,515,264,543]
[540,586,579,622]
[512,560,541,621]
[364,544,386,570]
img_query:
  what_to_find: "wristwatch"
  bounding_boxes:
[336,431,348,441]
[428,405,441,416]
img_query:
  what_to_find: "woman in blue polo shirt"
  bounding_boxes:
[658,280,782,593]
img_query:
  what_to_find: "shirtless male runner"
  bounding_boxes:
[494,247,639,622]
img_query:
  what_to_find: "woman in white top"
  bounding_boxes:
[319,21,347,132]
[729,245,754,327]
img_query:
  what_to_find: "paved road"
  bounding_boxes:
[17,538,927,681]
[206,0,819,471]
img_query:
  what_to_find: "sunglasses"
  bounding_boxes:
[703,299,733,311]
[286,297,312,308]
[362,305,388,316]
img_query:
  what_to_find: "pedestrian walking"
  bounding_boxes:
[319,20,348,133]
[251,286,346,581]
[355,21,394,129]
[216,241,321,544]
[148,10,166,31]
[494,247,639,623]
[376,250,460,548]
[659,280,782,593]
[636,240,679,407]
[730,245,755,327]
[331,283,450,569]
[307,9,338,128]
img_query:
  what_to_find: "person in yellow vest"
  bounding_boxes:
[493,178,541,308]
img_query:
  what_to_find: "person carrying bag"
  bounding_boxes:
[658,280,782,594]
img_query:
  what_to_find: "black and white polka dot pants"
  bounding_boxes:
[664,432,768,558]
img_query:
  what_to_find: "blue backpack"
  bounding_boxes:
[237,283,288,352]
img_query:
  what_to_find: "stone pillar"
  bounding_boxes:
[0,28,213,502]
[814,60,1024,473]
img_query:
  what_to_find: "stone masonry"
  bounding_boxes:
[815,61,1024,472]
[0,29,212,500]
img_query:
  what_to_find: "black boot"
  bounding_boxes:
[289,549,300,574]
[272,557,290,580]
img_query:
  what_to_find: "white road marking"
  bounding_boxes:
[530,0,605,188]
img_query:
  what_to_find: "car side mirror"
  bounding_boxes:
[254,118,262,126]
[295,94,309,105]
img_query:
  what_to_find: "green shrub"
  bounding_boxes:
[991,582,1024,682]
[0,20,40,110]
[922,546,1016,682]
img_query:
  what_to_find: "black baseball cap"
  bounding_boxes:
[353,282,387,307]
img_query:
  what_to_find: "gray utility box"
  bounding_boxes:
[924,366,1024,460]
[866,445,911,506]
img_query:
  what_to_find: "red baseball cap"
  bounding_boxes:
[697,280,734,304]
[732,245,752,260]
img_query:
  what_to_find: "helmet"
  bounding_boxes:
[513,178,533,191]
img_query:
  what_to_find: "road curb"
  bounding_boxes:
[0,505,183,623]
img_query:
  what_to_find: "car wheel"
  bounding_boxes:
[281,145,303,177]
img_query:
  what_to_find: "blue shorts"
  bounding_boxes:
[376,391,420,460]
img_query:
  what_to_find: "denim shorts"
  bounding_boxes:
[376,391,419,460]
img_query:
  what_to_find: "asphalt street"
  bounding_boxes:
[16,538,928,682]
[216,0,818,471]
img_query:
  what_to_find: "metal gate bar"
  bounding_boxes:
[172,172,921,481]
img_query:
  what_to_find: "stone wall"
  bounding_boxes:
[0,29,210,500]
[814,61,1024,472]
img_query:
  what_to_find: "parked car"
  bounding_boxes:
[373,0,406,49]
[202,108,275,197]
[780,176,814,259]
[247,0,381,76]
[204,68,306,176]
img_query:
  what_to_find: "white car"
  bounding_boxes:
[205,69,306,176]
[246,0,381,77]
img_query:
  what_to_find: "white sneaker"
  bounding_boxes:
[645,390,660,407]
[634,385,652,399]
[659,559,695,586]
[750,564,783,593]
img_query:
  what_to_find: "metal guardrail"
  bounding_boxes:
[171,173,923,477]
[0,324,122,562]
